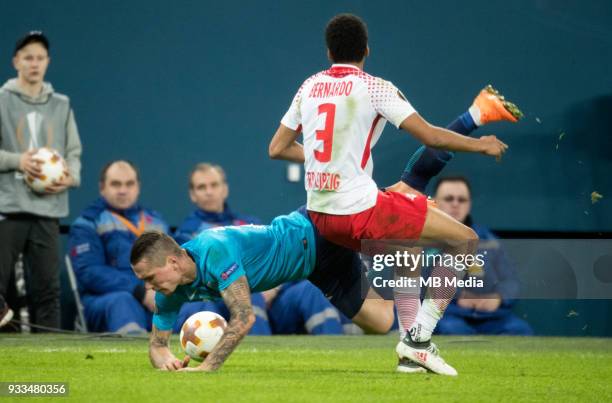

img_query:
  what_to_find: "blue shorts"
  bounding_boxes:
[297,207,367,318]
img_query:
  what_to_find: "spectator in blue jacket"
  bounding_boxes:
[432,176,533,335]
[174,163,343,335]
[68,161,168,334]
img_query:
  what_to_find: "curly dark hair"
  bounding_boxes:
[325,14,368,63]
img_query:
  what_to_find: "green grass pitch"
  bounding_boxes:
[1,334,611,402]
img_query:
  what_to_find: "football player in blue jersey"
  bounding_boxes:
[131,209,383,372]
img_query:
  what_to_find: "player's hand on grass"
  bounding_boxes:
[19,149,43,177]
[160,355,190,371]
[478,135,508,161]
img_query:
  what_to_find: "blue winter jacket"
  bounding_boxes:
[174,203,261,245]
[68,197,168,297]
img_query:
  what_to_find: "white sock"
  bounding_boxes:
[469,105,483,126]
[411,298,441,342]
[410,266,457,342]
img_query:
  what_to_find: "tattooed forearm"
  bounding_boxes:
[151,331,169,347]
[149,325,172,368]
[204,276,254,371]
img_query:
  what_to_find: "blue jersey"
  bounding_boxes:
[153,211,316,330]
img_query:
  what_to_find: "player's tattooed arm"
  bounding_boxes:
[269,124,304,163]
[149,325,189,371]
[198,276,255,372]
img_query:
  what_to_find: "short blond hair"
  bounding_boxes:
[189,163,227,189]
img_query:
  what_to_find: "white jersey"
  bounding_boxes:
[281,64,416,215]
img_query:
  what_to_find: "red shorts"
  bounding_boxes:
[308,190,429,251]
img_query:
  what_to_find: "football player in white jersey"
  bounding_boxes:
[269,14,521,376]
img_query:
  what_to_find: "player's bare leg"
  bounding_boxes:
[384,184,476,374]
[351,296,395,334]
[393,205,477,376]
[420,205,478,245]
[364,85,521,374]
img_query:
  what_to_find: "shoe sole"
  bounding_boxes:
[484,84,524,121]
[396,364,427,374]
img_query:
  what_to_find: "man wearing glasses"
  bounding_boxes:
[431,176,532,335]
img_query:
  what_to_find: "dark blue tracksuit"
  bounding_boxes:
[68,198,168,333]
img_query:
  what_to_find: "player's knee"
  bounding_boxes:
[353,303,395,334]
[464,226,478,242]
[382,308,396,333]
[444,224,479,255]
[462,226,479,254]
[369,316,394,334]
[360,318,393,334]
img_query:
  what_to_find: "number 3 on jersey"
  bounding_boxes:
[314,103,336,162]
